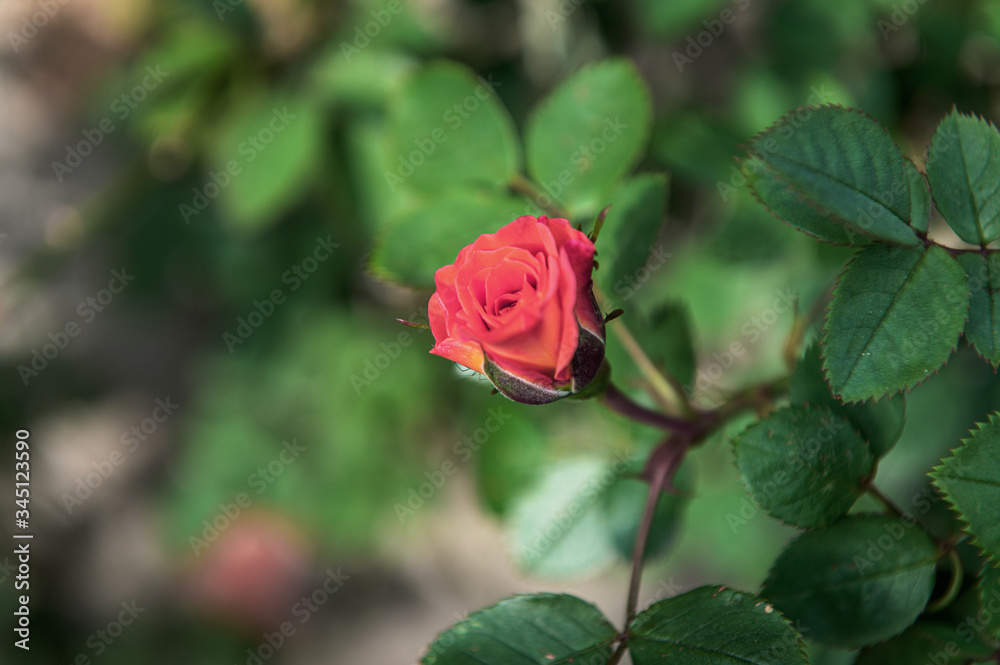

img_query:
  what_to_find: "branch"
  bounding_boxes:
[625,437,688,626]
[601,383,699,436]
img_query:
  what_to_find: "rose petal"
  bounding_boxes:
[428,293,485,373]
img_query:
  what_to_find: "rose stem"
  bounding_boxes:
[865,482,906,519]
[607,641,629,665]
[625,438,685,626]
[601,382,699,436]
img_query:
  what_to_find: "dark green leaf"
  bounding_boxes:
[943,564,1000,649]
[979,566,1000,643]
[853,621,996,665]
[932,414,1000,566]
[747,158,865,245]
[388,62,520,193]
[761,515,939,648]
[748,106,920,246]
[525,59,652,215]
[369,190,534,288]
[596,173,669,298]
[958,253,1000,368]
[421,593,617,665]
[791,343,906,458]
[628,586,807,665]
[733,405,873,528]
[823,244,969,402]
[927,110,1000,246]
[908,160,932,234]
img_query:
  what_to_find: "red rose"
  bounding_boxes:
[428,215,606,404]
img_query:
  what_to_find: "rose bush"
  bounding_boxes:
[427,215,606,404]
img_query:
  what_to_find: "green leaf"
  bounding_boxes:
[854,621,997,665]
[791,343,905,458]
[823,244,970,402]
[369,190,534,288]
[927,110,1000,246]
[931,414,1000,565]
[509,458,621,578]
[761,515,939,648]
[210,95,323,232]
[387,61,520,193]
[628,586,807,665]
[421,593,617,665]
[907,160,932,234]
[733,405,873,528]
[979,565,1000,643]
[308,47,414,107]
[957,253,1000,368]
[525,59,652,215]
[509,456,687,578]
[596,173,669,298]
[746,158,864,245]
[747,106,920,247]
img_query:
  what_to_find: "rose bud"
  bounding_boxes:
[427,215,607,404]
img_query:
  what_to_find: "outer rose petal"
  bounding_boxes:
[428,291,484,373]
[562,237,603,336]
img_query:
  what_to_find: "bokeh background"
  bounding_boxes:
[2,0,1000,663]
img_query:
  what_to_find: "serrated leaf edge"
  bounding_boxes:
[820,245,969,404]
[420,592,617,665]
[929,412,1000,567]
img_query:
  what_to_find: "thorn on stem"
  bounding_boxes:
[397,318,431,330]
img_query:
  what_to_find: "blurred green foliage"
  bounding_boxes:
[3,0,1000,662]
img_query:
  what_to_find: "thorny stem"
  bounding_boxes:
[624,438,688,635]
[601,382,700,434]
[607,641,629,665]
[603,371,793,649]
